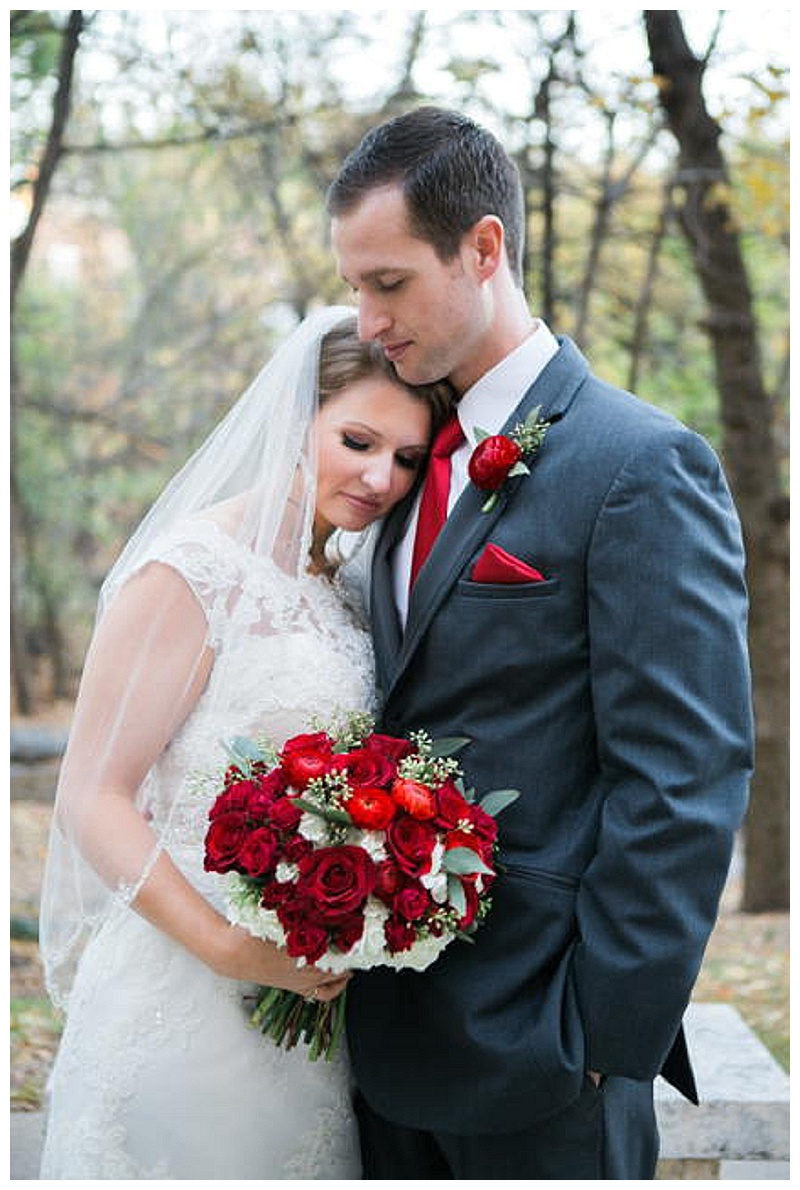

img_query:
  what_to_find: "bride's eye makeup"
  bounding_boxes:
[396,452,425,471]
[342,433,370,452]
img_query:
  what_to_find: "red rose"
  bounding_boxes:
[394,882,431,922]
[269,795,304,832]
[276,892,314,932]
[387,817,437,878]
[373,859,404,904]
[364,733,414,764]
[384,915,417,954]
[457,880,480,929]
[345,787,397,830]
[238,826,279,877]
[297,845,376,920]
[260,879,291,909]
[392,778,437,820]
[468,434,523,492]
[246,769,289,817]
[282,833,313,864]
[280,732,334,789]
[333,912,365,953]
[445,828,495,872]
[209,780,259,820]
[332,747,396,789]
[285,921,329,964]
[203,811,249,872]
[434,779,471,829]
[466,803,499,847]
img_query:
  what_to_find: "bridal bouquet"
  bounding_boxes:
[202,712,518,1060]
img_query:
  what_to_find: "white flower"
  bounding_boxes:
[276,861,299,883]
[298,811,328,844]
[349,828,387,862]
[421,869,449,904]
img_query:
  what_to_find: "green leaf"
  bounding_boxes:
[293,797,353,826]
[225,735,267,765]
[479,789,521,817]
[473,425,491,443]
[442,847,494,876]
[429,736,470,758]
[508,461,530,478]
[524,404,543,428]
[447,873,467,917]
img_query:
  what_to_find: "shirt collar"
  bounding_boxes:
[455,319,559,447]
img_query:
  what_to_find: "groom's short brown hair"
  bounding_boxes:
[327,106,525,287]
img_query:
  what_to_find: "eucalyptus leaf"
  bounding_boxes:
[442,847,494,876]
[293,797,353,826]
[447,874,467,917]
[429,736,471,758]
[479,789,521,817]
[474,426,491,443]
[525,404,543,428]
[508,461,530,478]
[227,735,267,762]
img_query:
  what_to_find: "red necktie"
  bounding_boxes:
[409,414,465,589]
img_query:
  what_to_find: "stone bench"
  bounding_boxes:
[655,1002,790,1179]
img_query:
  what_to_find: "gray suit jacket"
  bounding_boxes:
[346,336,753,1135]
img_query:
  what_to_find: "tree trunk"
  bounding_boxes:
[644,10,789,910]
[10,11,84,714]
[10,10,84,312]
[627,176,674,392]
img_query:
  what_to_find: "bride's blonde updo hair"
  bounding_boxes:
[318,314,455,434]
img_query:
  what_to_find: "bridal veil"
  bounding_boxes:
[38,304,361,1010]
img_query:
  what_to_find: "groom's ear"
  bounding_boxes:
[469,215,505,282]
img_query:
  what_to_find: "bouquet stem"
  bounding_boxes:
[249,986,347,1062]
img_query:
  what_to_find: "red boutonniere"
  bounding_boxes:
[468,405,560,512]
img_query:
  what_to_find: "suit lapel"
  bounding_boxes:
[383,336,589,701]
[370,494,411,686]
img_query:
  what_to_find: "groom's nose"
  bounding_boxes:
[357,293,392,342]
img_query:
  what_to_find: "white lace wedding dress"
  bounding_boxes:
[40,521,372,1179]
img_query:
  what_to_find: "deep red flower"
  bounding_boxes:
[393,882,431,922]
[364,733,415,764]
[279,732,335,789]
[332,747,396,789]
[445,827,495,869]
[465,802,499,847]
[373,859,404,904]
[246,769,289,818]
[285,921,329,964]
[297,845,376,920]
[468,434,523,492]
[203,811,249,873]
[269,795,304,832]
[384,915,417,954]
[282,833,313,864]
[238,826,279,878]
[434,779,472,830]
[457,880,480,929]
[333,912,365,953]
[387,817,437,878]
[208,780,259,820]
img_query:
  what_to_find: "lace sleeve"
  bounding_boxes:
[116,517,250,652]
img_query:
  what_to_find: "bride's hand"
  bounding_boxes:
[210,923,350,1001]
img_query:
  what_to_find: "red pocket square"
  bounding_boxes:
[472,542,545,584]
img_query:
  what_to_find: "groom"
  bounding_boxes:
[328,106,753,1179]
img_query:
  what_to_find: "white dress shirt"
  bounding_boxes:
[392,319,559,622]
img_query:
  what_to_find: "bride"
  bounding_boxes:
[38,306,451,1179]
